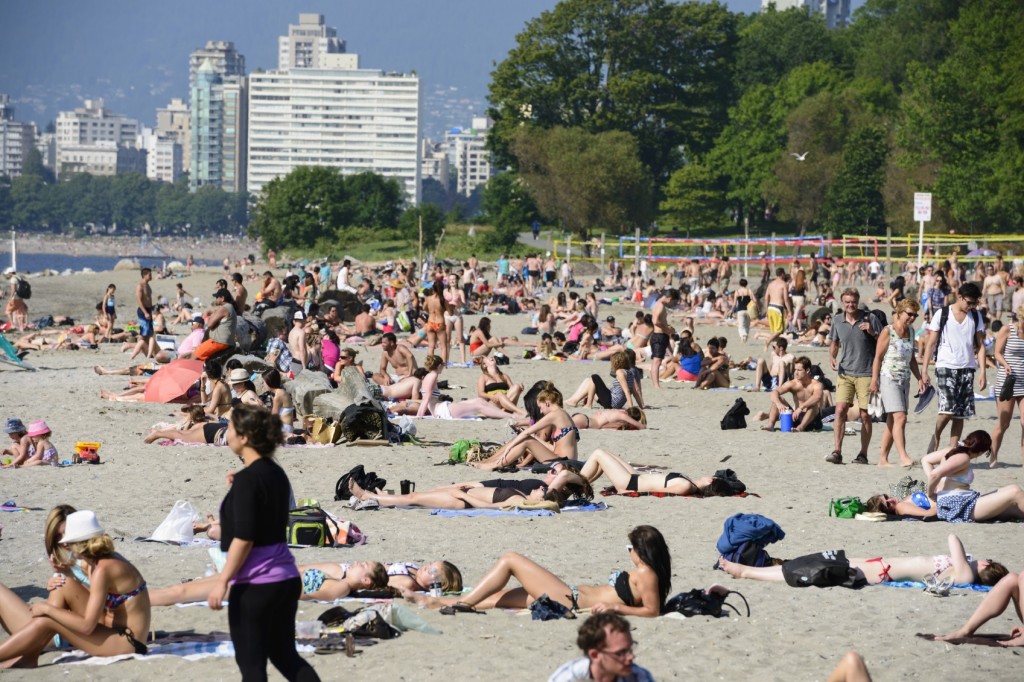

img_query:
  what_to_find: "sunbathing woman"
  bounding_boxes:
[473,387,580,470]
[0,510,151,667]
[572,407,647,431]
[934,571,1024,646]
[406,525,671,617]
[467,317,528,358]
[579,448,737,496]
[476,354,526,417]
[719,533,1007,587]
[347,463,590,510]
[413,355,513,420]
[865,431,1024,522]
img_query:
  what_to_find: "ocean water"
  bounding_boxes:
[5,253,218,274]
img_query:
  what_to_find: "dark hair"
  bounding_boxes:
[225,358,243,371]
[959,282,981,299]
[523,380,556,422]
[979,561,1010,586]
[576,613,632,653]
[864,494,888,514]
[213,288,234,304]
[628,525,671,610]
[230,405,283,458]
[324,328,340,346]
[204,359,224,380]
[141,267,152,277]
[703,478,735,497]
[944,430,991,459]
[231,272,242,284]
[263,368,283,390]
[776,337,788,350]
[478,317,492,338]
[739,278,747,286]
[775,267,785,278]
[794,356,812,371]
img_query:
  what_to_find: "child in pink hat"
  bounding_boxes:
[12,420,58,467]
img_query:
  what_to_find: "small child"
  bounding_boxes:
[15,420,58,467]
[2,418,30,466]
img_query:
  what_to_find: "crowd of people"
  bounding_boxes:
[3,247,1024,681]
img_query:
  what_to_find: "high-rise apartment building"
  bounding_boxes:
[761,0,850,29]
[138,127,184,183]
[421,139,450,189]
[278,14,346,69]
[55,98,140,178]
[446,116,494,197]
[156,98,191,172]
[0,95,36,178]
[189,43,247,193]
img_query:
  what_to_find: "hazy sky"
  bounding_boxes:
[0,1,857,137]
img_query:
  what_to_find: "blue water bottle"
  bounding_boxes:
[779,409,793,432]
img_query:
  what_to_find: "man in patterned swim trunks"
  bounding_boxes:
[922,282,987,452]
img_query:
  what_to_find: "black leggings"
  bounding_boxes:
[590,374,612,409]
[228,578,320,682]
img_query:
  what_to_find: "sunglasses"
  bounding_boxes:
[625,544,634,554]
[962,298,980,307]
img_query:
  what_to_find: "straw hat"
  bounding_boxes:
[228,368,250,383]
[61,510,105,544]
[27,420,51,437]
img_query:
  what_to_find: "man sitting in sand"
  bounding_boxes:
[193,288,237,361]
[755,356,824,432]
[749,337,794,392]
[549,613,654,682]
[336,304,378,337]
[693,337,730,389]
[373,332,417,385]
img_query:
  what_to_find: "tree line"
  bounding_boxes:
[0,148,247,235]
[482,0,1023,238]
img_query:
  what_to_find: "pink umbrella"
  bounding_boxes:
[143,359,204,403]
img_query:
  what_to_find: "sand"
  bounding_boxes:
[1,264,1022,681]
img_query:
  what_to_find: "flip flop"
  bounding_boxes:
[439,601,484,615]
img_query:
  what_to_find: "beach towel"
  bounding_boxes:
[877,581,991,592]
[0,334,35,371]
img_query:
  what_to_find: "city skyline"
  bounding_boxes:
[0,0,830,140]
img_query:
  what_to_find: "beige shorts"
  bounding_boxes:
[836,374,871,407]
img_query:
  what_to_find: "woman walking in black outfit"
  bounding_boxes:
[208,405,320,682]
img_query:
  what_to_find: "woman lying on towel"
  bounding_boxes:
[578,449,739,497]
[718,533,1006,587]
[149,560,390,605]
[346,461,592,510]
[406,525,671,618]
[0,510,151,667]
[472,387,580,470]
[571,407,647,431]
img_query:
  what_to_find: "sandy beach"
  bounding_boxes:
[1,264,1022,681]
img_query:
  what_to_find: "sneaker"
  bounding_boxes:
[852,453,869,465]
[825,451,843,464]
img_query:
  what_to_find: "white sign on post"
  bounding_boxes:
[914,193,932,222]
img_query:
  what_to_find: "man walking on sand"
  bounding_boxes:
[763,268,792,351]
[826,288,881,465]
[650,288,680,389]
[129,268,157,361]
[921,282,986,452]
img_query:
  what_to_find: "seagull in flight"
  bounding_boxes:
[790,152,809,161]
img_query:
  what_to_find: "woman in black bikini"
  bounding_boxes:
[473,387,580,470]
[406,525,671,618]
[0,510,151,666]
[476,354,526,417]
[580,448,738,496]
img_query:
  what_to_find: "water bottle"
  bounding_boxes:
[204,563,216,578]
[427,567,443,598]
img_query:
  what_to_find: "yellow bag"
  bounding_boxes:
[310,417,343,444]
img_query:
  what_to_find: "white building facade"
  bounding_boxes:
[761,0,851,29]
[247,63,421,204]
[139,128,184,183]
[445,116,494,197]
[278,14,346,69]
[0,95,35,178]
[55,99,140,178]
[156,98,191,173]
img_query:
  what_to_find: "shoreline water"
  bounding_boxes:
[0,233,264,264]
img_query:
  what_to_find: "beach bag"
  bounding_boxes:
[150,500,198,544]
[999,373,1016,402]
[665,588,750,618]
[829,497,865,519]
[286,505,339,547]
[310,416,343,444]
[781,550,865,588]
[14,277,31,299]
[720,398,749,430]
[396,310,412,332]
[334,465,387,502]
[339,403,386,442]
[889,475,926,500]
[713,469,746,495]
[446,439,480,464]
[342,609,402,639]
[529,594,576,621]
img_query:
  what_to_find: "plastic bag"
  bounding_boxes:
[151,500,198,544]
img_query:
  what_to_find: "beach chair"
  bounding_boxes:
[0,335,36,371]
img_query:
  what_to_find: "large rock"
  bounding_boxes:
[113,258,140,271]
[316,290,362,321]
[227,354,271,374]
[287,370,333,416]
[258,303,300,339]
[237,315,267,353]
[311,367,388,440]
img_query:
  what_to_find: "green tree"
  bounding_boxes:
[659,163,725,233]
[20,147,55,184]
[481,172,539,248]
[512,126,653,239]
[10,175,49,230]
[822,126,888,234]
[340,171,404,229]
[249,166,348,252]
[109,173,155,230]
[398,204,446,249]
[0,175,12,228]
[155,178,191,230]
[487,0,737,186]
[190,185,231,232]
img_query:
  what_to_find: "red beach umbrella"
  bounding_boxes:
[143,358,204,403]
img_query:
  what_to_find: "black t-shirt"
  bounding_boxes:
[220,457,292,552]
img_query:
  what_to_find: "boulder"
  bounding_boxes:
[237,315,267,353]
[258,304,300,339]
[227,354,271,374]
[316,290,362,321]
[113,258,140,271]
[287,370,333,416]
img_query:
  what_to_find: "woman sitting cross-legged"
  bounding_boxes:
[579,448,737,496]
[0,510,151,667]
[471,387,580,470]
[405,525,671,618]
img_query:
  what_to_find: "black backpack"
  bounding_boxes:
[664,588,750,618]
[14,277,31,299]
[713,469,746,495]
[720,398,749,430]
[935,305,983,355]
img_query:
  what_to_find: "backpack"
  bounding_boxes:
[781,550,865,588]
[935,305,983,355]
[396,310,412,332]
[339,403,386,442]
[334,464,387,502]
[829,497,865,519]
[713,469,746,495]
[14,277,31,299]
[720,398,749,430]
[286,505,340,547]
[664,588,750,618]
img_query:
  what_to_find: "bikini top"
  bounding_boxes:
[105,582,147,610]
[484,381,510,393]
[551,424,579,444]
[945,467,974,486]
[609,570,636,607]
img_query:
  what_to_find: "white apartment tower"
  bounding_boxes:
[55,98,141,178]
[189,41,246,90]
[156,98,191,172]
[446,116,494,197]
[761,0,851,29]
[0,95,36,178]
[278,14,346,69]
